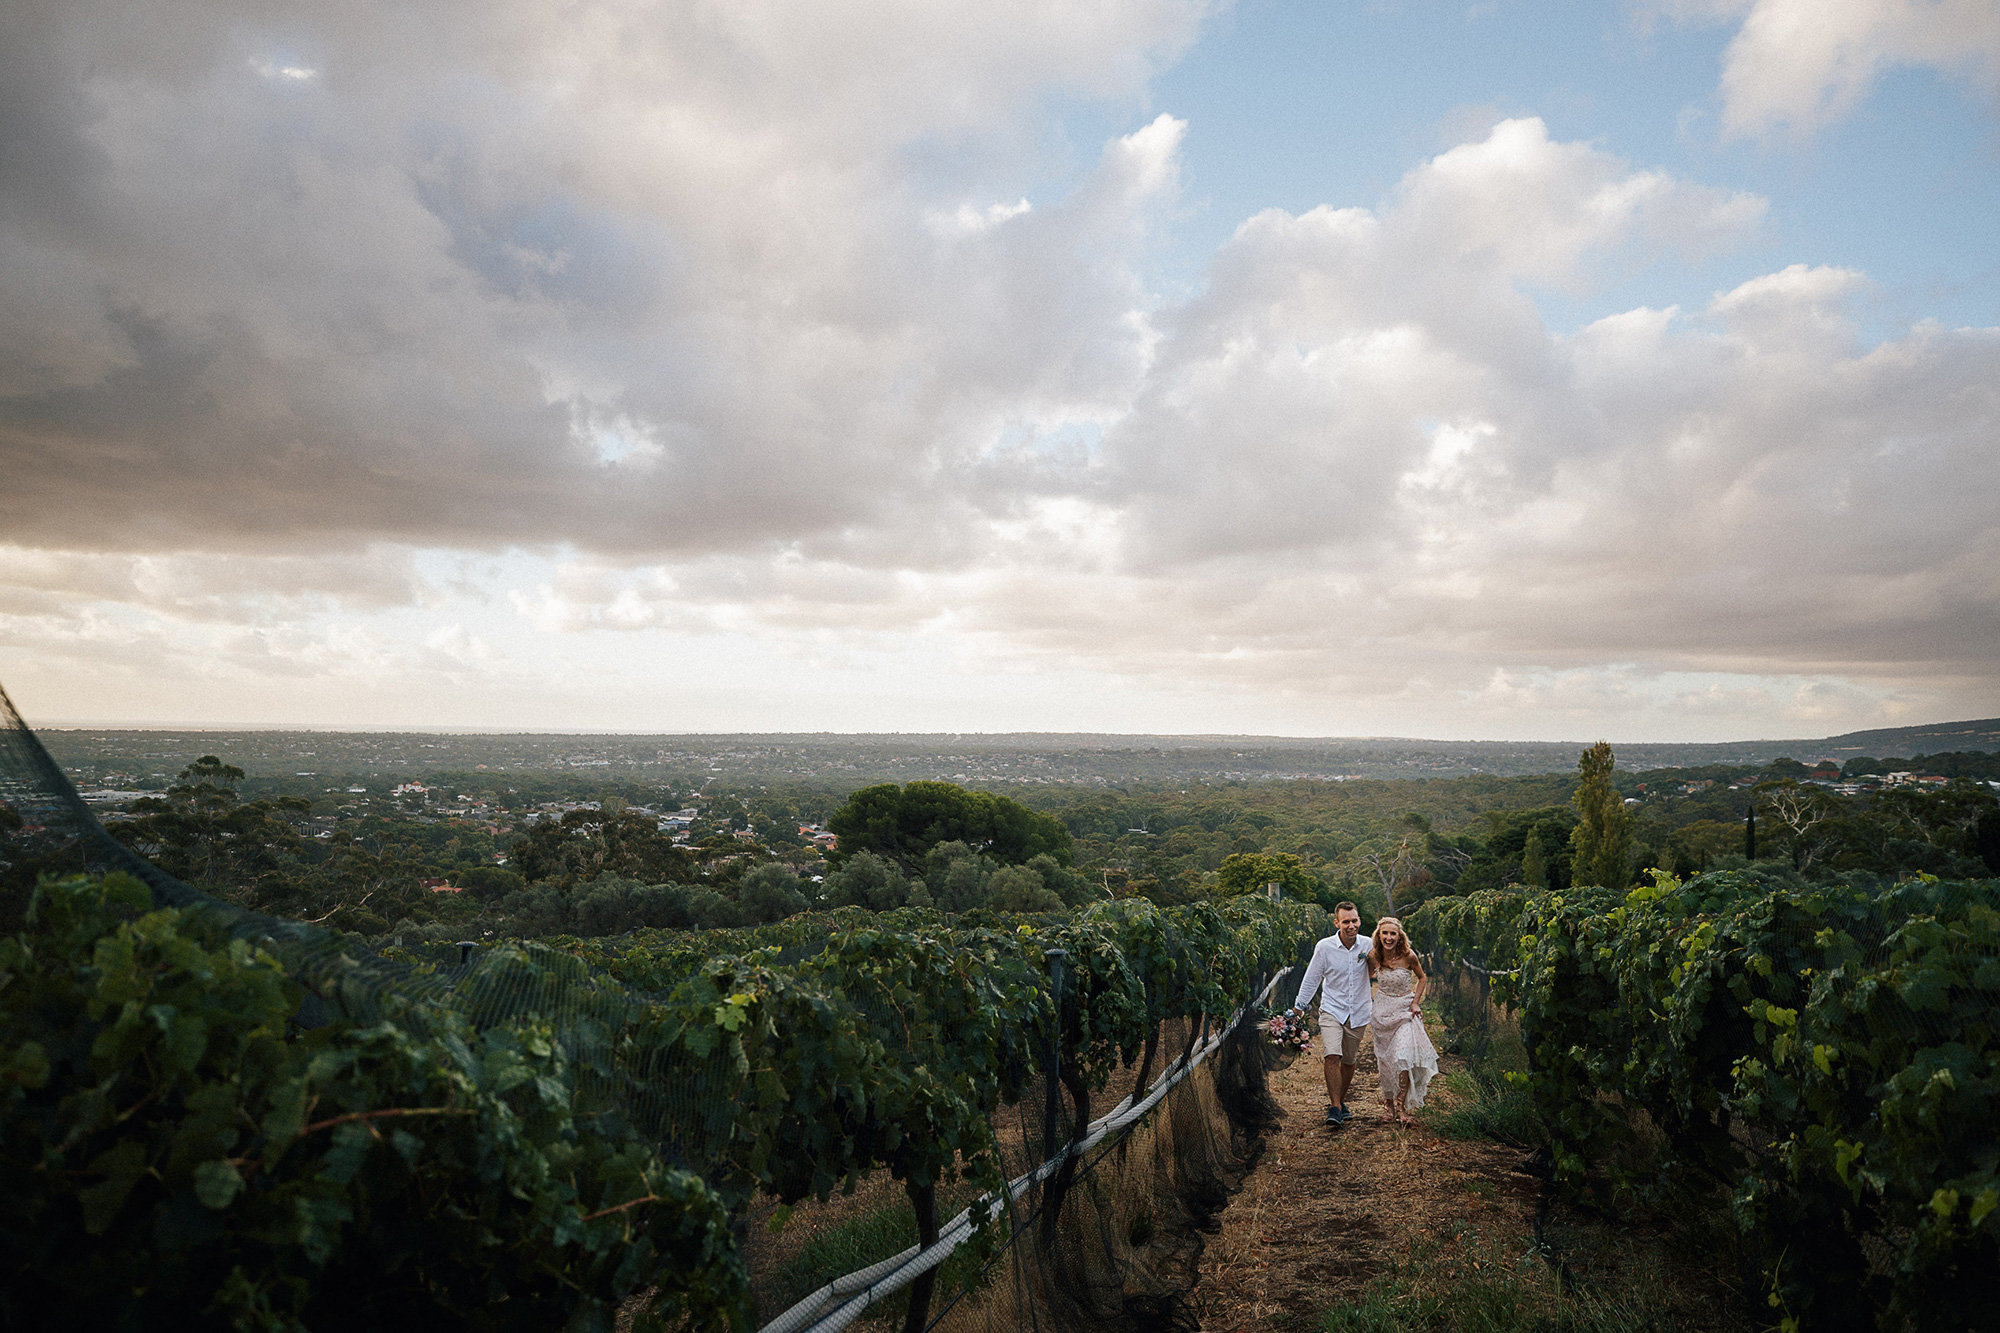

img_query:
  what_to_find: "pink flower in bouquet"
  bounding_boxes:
[1263,1010,1315,1053]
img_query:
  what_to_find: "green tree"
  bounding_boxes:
[926,842,996,912]
[457,865,524,903]
[820,850,929,911]
[987,864,1063,912]
[1214,850,1320,900]
[1520,827,1547,887]
[111,756,312,897]
[1568,742,1633,890]
[737,863,809,923]
[1026,853,1095,908]
[507,810,693,888]
[826,781,1071,871]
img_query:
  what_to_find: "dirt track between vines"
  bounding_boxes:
[1193,1040,1544,1332]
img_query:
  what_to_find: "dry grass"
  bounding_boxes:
[1194,1041,1542,1330]
[1192,1034,1746,1333]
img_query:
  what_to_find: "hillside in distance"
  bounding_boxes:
[35,717,2000,790]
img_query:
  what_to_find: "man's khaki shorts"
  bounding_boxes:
[1321,1017,1367,1065]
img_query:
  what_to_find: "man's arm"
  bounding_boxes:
[1291,940,1328,1013]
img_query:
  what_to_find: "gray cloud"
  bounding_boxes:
[0,0,1203,555]
[1,4,1996,732]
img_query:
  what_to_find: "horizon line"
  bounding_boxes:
[25,716,2000,748]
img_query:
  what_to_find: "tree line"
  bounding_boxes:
[8,745,1995,948]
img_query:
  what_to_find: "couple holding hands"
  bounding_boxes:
[1286,902,1439,1127]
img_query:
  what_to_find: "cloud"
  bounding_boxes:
[0,0,1205,556]
[1,5,1996,736]
[1656,0,2000,137]
[498,119,1992,724]
[0,546,426,623]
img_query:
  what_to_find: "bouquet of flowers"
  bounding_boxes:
[1263,1007,1317,1053]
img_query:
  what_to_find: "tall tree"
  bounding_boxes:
[1569,742,1633,889]
[1520,826,1547,887]
[1757,779,1845,873]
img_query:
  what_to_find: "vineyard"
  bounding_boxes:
[1,683,1324,1330]
[7,669,2000,1332]
[1413,870,1998,1332]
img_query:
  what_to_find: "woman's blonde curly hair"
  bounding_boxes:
[1372,916,1420,969]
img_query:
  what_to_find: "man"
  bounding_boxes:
[1289,902,1372,1125]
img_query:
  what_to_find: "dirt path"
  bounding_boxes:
[1193,1038,1544,1332]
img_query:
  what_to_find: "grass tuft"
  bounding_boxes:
[1319,1274,1695,1333]
[775,1202,916,1307]
[1320,1229,1716,1333]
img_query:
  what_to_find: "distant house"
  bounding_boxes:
[420,878,462,893]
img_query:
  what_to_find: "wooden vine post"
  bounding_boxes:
[901,1181,940,1333]
[1039,948,1068,1244]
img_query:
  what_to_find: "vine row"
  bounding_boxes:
[1412,869,1998,1332]
[4,875,1324,1331]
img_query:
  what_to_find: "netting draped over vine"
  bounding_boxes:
[0,680,1319,1331]
[1410,872,1999,1331]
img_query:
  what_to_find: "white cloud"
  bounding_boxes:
[1,5,1996,737]
[249,58,319,82]
[1657,0,2000,137]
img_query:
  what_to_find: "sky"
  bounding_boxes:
[1,0,1997,741]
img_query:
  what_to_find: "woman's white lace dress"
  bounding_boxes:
[1372,966,1439,1109]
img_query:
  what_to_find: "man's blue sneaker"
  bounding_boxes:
[1325,1105,1350,1125]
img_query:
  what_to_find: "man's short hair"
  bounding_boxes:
[1334,901,1359,917]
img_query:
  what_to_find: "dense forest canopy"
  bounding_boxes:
[6,740,1997,947]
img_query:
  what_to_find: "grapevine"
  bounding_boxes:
[1417,868,1998,1330]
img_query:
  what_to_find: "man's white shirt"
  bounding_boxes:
[1293,933,1374,1028]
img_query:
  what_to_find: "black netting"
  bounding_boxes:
[0,679,1309,1332]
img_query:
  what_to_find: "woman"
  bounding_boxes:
[1368,917,1439,1126]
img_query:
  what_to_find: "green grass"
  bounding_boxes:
[1317,1276,1693,1333]
[1419,1010,1549,1150]
[776,1202,917,1307]
[772,1193,994,1319]
[1318,1231,1705,1333]
[1424,1070,1545,1147]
